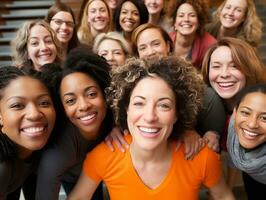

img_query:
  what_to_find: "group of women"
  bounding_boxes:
[0,0,266,199]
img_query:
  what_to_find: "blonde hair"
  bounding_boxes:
[93,32,132,56]
[77,0,112,47]
[209,0,262,46]
[11,20,62,68]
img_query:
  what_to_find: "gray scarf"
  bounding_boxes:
[227,117,266,184]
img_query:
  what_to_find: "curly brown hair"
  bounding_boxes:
[106,56,204,139]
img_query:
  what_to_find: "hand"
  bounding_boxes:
[203,131,220,152]
[181,130,207,160]
[105,126,129,153]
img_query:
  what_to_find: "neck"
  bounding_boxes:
[220,26,238,37]
[130,140,172,163]
[149,13,161,24]
[174,32,195,57]
[224,97,236,113]
[123,31,132,43]
[18,146,33,160]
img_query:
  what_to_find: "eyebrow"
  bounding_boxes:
[62,86,97,97]
[133,96,174,102]
[6,93,50,102]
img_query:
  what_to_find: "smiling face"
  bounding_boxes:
[27,25,57,71]
[209,46,246,100]
[127,76,177,150]
[234,92,266,149]
[137,28,169,59]
[98,39,126,68]
[60,72,106,140]
[220,0,247,30]
[0,77,55,158]
[119,1,140,33]
[174,3,198,36]
[144,0,164,15]
[87,0,110,33]
[50,11,74,44]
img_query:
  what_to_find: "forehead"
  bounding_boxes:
[99,39,123,50]
[138,28,163,41]
[177,3,196,13]
[1,77,47,98]
[52,11,74,21]
[122,1,138,11]
[131,76,175,98]
[29,25,51,38]
[210,46,232,61]
[89,0,107,9]
[224,0,247,8]
[60,72,99,93]
[238,92,266,110]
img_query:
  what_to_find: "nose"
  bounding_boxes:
[143,104,158,123]
[247,115,259,129]
[220,66,230,78]
[61,22,68,29]
[40,41,48,51]
[105,52,114,61]
[184,14,189,21]
[147,46,156,57]
[26,104,43,121]
[228,8,234,15]
[126,12,132,19]
[78,97,91,112]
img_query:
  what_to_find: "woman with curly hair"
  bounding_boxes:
[68,56,235,200]
[45,2,79,58]
[36,47,113,200]
[206,0,262,47]
[0,66,56,199]
[169,0,216,70]
[78,0,112,48]
[11,20,63,72]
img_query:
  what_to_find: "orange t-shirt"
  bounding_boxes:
[83,136,221,200]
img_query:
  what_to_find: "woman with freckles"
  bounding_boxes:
[68,56,235,200]
[227,84,266,199]
[78,0,112,48]
[11,20,62,72]
[0,66,56,200]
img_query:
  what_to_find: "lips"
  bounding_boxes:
[217,82,235,88]
[21,125,47,137]
[242,128,260,140]
[138,126,161,138]
[78,112,97,125]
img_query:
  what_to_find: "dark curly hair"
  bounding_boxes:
[173,0,209,36]
[106,56,204,139]
[41,46,114,142]
[113,0,149,32]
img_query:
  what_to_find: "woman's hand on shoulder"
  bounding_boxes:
[105,126,129,153]
[203,131,220,153]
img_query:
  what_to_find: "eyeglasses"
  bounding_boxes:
[51,18,75,28]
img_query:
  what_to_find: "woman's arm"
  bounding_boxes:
[209,176,236,200]
[67,172,99,200]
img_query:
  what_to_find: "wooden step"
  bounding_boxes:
[0,9,48,20]
[0,1,54,9]
[0,37,12,44]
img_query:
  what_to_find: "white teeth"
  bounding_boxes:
[139,127,159,133]
[243,129,259,137]
[23,127,44,133]
[218,82,234,87]
[80,113,96,121]
[181,24,191,28]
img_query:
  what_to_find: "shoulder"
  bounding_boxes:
[0,134,16,161]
